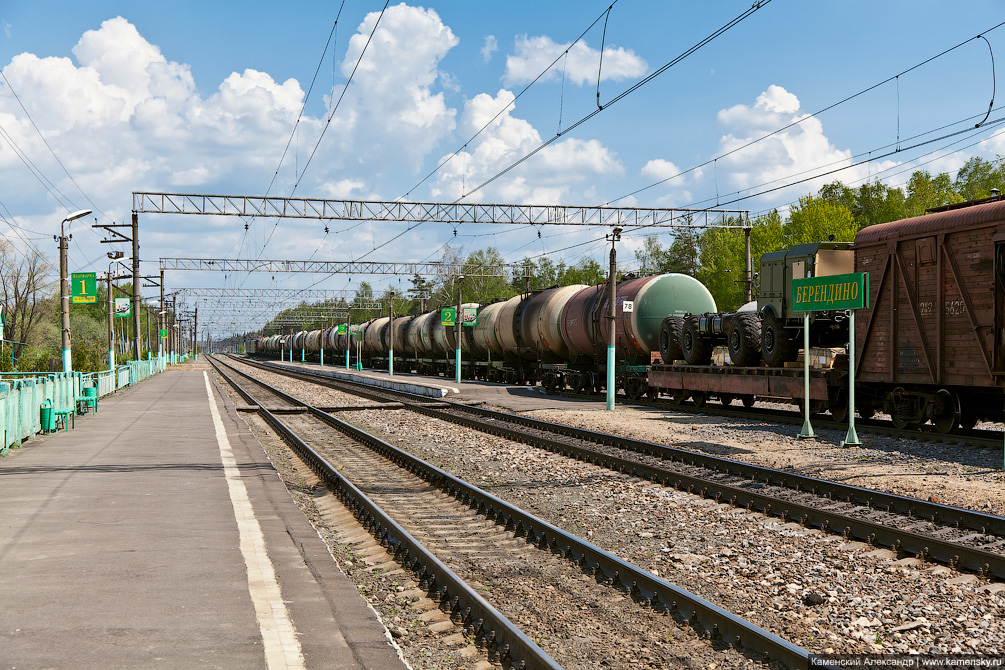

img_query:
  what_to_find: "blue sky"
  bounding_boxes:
[2,1,1004,336]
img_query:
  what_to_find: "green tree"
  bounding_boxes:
[818,180,907,227]
[634,235,673,276]
[461,247,514,303]
[905,170,960,216]
[558,258,605,286]
[697,227,746,311]
[954,156,1005,202]
[664,224,702,276]
[784,195,858,245]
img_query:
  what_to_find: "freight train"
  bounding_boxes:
[254,272,718,396]
[649,194,1005,433]
[253,195,1005,434]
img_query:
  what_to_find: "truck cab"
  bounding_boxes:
[758,241,854,321]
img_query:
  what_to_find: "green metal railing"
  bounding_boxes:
[0,354,169,455]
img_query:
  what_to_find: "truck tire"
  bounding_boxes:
[761,314,798,367]
[727,313,761,366]
[659,316,685,363]
[682,317,713,365]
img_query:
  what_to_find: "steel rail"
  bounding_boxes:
[208,356,563,670]
[210,355,813,669]
[235,356,1005,581]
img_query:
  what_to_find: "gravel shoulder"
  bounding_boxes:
[216,361,1005,660]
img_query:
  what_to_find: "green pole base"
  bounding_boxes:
[797,419,816,440]
[605,345,615,411]
[840,426,862,448]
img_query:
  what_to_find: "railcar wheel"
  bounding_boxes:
[719,393,735,406]
[932,389,960,434]
[857,404,878,419]
[891,414,917,430]
[659,316,685,363]
[691,391,707,408]
[761,314,798,367]
[646,386,660,400]
[625,377,642,401]
[727,313,762,366]
[830,402,848,424]
[682,318,713,365]
[959,410,978,430]
[741,394,756,408]
[670,390,688,406]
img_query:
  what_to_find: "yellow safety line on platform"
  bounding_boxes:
[204,372,306,670]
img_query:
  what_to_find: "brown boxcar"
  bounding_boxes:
[854,198,1005,431]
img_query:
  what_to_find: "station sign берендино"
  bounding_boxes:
[791,272,869,312]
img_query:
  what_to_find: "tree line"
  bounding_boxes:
[0,242,171,372]
[6,157,1002,367]
[267,156,1005,332]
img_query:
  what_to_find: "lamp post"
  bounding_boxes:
[605,227,622,411]
[107,251,124,371]
[455,275,464,384]
[388,291,395,377]
[58,209,92,372]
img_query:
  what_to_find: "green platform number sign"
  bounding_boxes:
[440,307,456,327]
[792,272,869,311]
[461,306,477,327]
[336,324,347,335]
[114,297,131,318]
[71,272,97,304]
[160,328,168,338]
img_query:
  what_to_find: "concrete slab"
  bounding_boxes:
[268,357,611,413]
[0,363,406,670]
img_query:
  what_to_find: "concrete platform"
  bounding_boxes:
[0,362,406,670]
[266,357,610,413]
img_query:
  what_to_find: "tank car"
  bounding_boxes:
[551,274,717,395]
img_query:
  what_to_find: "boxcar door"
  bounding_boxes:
[995,242,1005,374]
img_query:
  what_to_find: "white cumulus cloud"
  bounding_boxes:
[326,4,458,171]
[430,89,622,204]
[504,35,646,87]
[714,85,881,202]
[481,35,498,62]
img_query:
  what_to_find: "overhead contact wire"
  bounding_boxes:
[610,18,1005,204]
[459,0,772,201]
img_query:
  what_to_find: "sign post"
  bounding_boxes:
[791,271,869,446]
[442,306,459,382]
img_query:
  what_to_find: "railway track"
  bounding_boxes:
[227,355,1005,583]
[208,354,812,670]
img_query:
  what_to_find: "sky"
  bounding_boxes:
[2,0,1005,338]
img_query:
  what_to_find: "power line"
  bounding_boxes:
[457,0,772,202]
[263,2,347,200]
[257,0,391,260]
[400,1,622,201]
[0,69,109,223]
[608,17,1005,206]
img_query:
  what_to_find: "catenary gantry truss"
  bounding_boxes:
[134,191,751,229]
[160,258,511,277]
[172,287,402,301]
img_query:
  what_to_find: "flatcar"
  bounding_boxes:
[649,194,1005,433]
